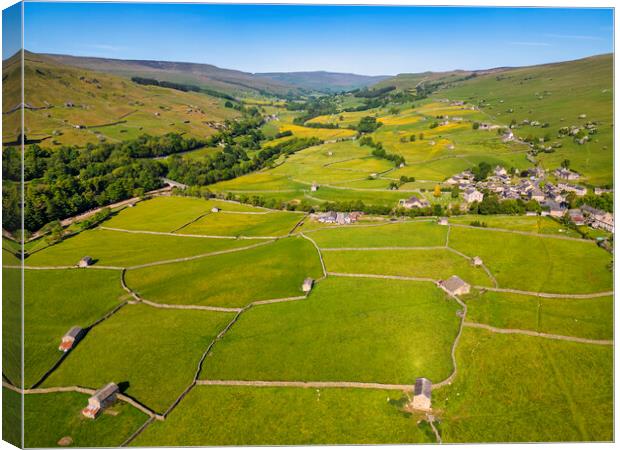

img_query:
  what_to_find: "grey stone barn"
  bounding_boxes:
[82,383,119,419]
[411,377,432,411]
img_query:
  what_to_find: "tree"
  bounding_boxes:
[433,184,441,197]
[472,122,480,130]
[561,159,571,169]
[357,116,382,133]
[451,186,460,199]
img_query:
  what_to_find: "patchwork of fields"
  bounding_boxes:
[5,195,612,445]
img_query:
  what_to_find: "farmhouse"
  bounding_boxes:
[211,207,220,213]
[554,167,580,180]
[302,278,314,293]
[472,256,483,267]
[399,196,430,209]
[568,209,585,226]
[78,256,93,268]
[463,188,483,204]
[311,183,319,192]
[438,217,449,226]
[58,326,84,352]
[529,188,545,203]
[82,383,119,419]
[438,275,471,296]
[410,377,432,411]
[318,211,337,224]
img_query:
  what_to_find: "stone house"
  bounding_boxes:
[463,188,483,204]
[438,217,449,226]
[399,196,430,209]
[472,256,483,267]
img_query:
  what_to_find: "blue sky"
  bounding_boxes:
[21,3,614,75]
[2,2,21,60]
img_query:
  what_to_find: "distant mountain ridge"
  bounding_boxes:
[255,71,390,93]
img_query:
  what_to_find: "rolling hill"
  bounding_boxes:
[2,51,240,147]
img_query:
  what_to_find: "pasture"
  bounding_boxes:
[465,290,613,340]
[180,210,303,237]
[23,269,126,388]
[322,249,493,287]
[26,229,253,267]
[2,269,21,387]
[42,304,234,413]
[201,277,460,384]
[124,237,324,308]
[307,220,447,248]
[448,215,581,237]
[435,328,613,442]
[23,391,147,448]
[448,227,613,293]
[132,386,432,446]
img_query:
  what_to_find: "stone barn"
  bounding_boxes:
[82,383,119,419]
[78,256,93,268]
[438,217,449,226]
[472,256,483,267]
[211,207,220,213]
[411,377,432,411]
[302,278,314,293]
[58,326,84,352]
[438,275,471,296]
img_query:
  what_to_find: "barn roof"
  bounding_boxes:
[441,275,469,293]
[414,377,432,399]
[64,326,83,339]
[91,383,119,402]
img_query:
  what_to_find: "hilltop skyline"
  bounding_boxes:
[21,4,614,76]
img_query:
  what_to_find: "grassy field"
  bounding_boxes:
[448,215,581,237]
[133,386,433,446]
[449,227,613,293]
[180,210,303,237]
[125,237,323,308]
[465,290,613,340]
[26,228,252,267]
[23,391,147,448]
[278,123,357,140]
[307,220,447,248]
[2,388,21,447]
[435,328,613,442]
[2,269,21,387]
[23,268,126,387]
[201,277,460,384]
[323,249,493,287]
[42,304,234,413]
[103,196,263,232]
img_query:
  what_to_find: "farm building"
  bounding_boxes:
[568,209,585,226]
[78,256,93,268]
[438,275,471,296]
[82,383,119,419]
[472,256,483,267]
[211,207,220,213]
[399,196,430,209]
[58,326,84,352]
[311,183,319,192]
[438,217,449,226]
[410,377,432,411]
[463,188,484,204]
[529,188,545,203]
[554,167,580,180]
[302,278,314,293]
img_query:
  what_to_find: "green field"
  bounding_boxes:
[180,210,303,237]
[323,249,493,287]
[448,215,581,237]
[449,227,613,293]
[465,290,613,340]
[434,328,613,442]
[202,277,460,384]
[2,388,21,447]
[307,220,446,247]
[42,304,234,413]
[22,269,126,388]
[104,197,262,232]
[132,386,433,446]
[23,390,148,447]
[26,228,252,267]
[2,269,21,387]
[125,237,323,308]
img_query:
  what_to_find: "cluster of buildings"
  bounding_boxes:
[315,211,363,225]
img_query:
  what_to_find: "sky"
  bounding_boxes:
[18,3,614,75]
[2,2,21,60]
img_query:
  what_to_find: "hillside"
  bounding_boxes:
[432,54,613,185]
[3,51,240,147]
[41,53,301,98]
[255,71,389,93]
